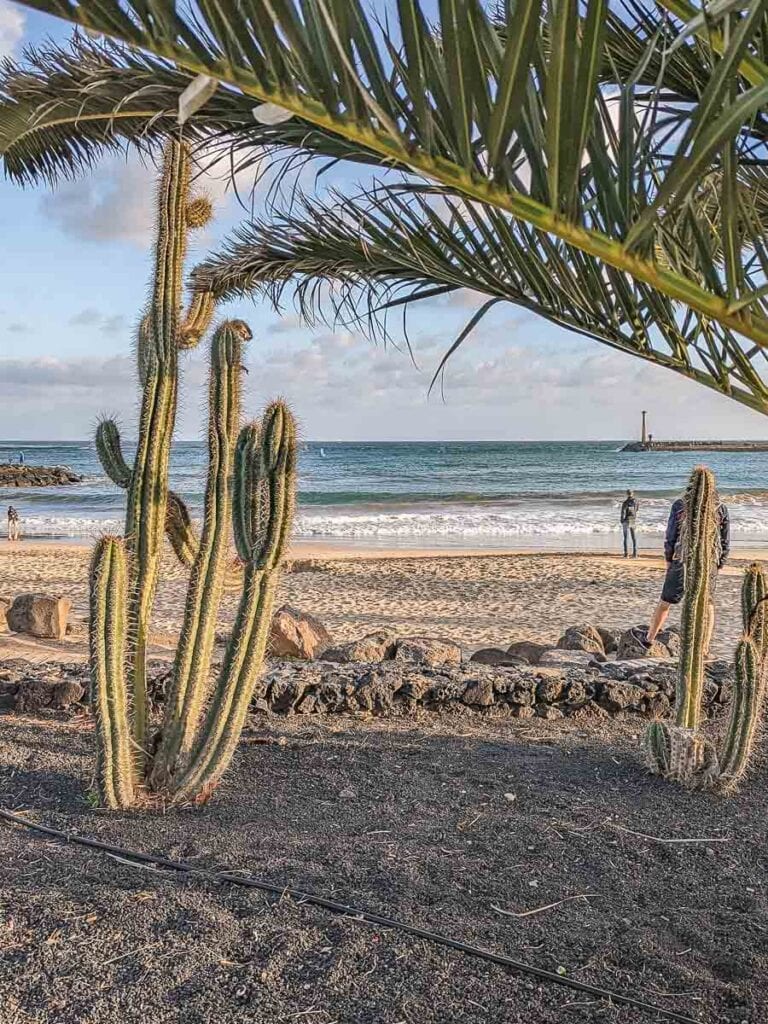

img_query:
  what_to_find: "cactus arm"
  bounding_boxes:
[675,467,719,731]
[232,423,262,562]
[89,536,134,809]
[646,721,672,776]
[150,321,250,786]
[172,404,296,802]
[719,637,764,790]
[165,490,198,568]
[165,490,244,591]
[179,288,215,349]
[95,418,132,489]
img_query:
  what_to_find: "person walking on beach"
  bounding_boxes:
[7,505,20,542]
[17,450,24,465]
[620,489,639,558]
[634,488,729,650]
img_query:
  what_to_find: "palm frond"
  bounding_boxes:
[11,0,768,350]
[0,35,381,186]
[193,184,768,414]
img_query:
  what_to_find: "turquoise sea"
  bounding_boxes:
[3,439,768,551]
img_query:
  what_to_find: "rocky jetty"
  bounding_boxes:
[0,464,83,487]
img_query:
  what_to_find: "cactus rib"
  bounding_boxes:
[742,562,768,659]
[646,721,672,776]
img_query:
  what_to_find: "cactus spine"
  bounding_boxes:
[675,466,719,731]
[90,140,296,807]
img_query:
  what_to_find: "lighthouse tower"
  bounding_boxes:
[641,410,648,445]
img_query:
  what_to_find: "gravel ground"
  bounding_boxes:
[1,711,767,1024]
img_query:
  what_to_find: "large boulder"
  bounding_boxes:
[656,629,681,658]
[470,647,527,667]
[616,627,671,661]
[322,629,398,664]
[598,679,642,713]
[506,640,550,665]
[393,637,463,667]
[268,605,332,660]
[0,597,10,633]
[13,678,84,714]
[461,676,495,707]
[556,624,604,656]
[7,594,71,640]
[596,626,622,655]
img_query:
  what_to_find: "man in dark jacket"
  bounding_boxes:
[620,490,639,558]
[636,494,730,648]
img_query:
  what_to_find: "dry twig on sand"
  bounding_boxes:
[491,894,601,919]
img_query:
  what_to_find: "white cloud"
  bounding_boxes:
[40,149,256,248]
[3,331,768,442]
[0,1,24,60]
[69,309,129,334]
[41,159,157,246]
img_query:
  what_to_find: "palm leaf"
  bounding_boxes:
[192,183,768,414]
[0,36,383,186]
[10,0,768,350]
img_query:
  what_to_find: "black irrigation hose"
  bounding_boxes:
[1,807,699,1024]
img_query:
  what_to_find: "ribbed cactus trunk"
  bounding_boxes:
[125,142,190,759]
[647,475,766,793]
[150,321,252,788]
[89,140,297,808]
[719,637,762,788]
[675,466,719,731]
[89,536,133,809]
[172,404,296,802]
[741,562,768,662]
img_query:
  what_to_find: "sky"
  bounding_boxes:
[2,1,768,443]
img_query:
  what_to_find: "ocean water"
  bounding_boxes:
[4,439,768,551]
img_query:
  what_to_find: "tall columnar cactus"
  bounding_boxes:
[89,535,133,809]
[89,141,297,807]
[675,466,720,732]
[646,469,766,792]
[149,320,252,788]
[173,403,296,802]
[741,562,768,662]
[95,140,215,764]
[718,636,763,790]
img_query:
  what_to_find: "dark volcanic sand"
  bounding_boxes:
[1,712,766,1024]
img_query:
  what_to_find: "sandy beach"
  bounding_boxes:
[1,538,761,661]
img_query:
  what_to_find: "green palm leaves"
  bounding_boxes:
[9,0,768,349]
[193,183,768,411]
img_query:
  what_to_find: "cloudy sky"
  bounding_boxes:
[2,1,768,443]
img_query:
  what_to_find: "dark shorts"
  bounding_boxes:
[661,561,685,604]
